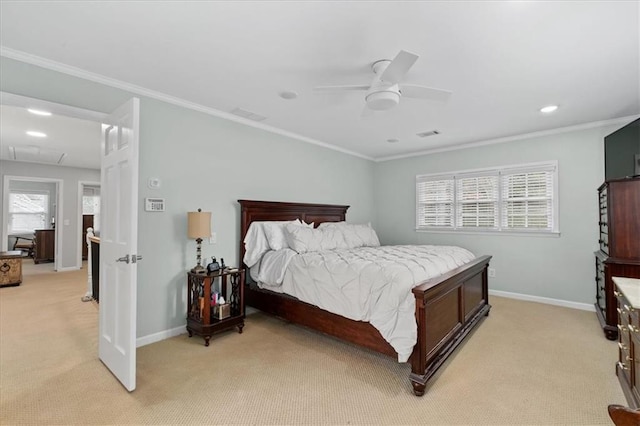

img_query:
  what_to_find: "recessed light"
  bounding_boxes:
[279,91,298,100]
[387,138,400,143]
[26,131,47,138]
[540,105,559,114]
[27,108,52,116]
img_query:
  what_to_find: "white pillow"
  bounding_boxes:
[318,221,346,229]
[283,224,347,253]
[263,219,313,250]
[243,222,271,268]
[263,219,303,250]
[242,219,301,268]
[318,222,380,248]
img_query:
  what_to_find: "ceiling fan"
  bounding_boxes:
[314,50,452,113]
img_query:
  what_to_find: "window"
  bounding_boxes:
[83,186,101,232]
[82,195,100,215]
[416,161,558,234]
[8,191,49,234]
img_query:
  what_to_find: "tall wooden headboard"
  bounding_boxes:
[237,200,349,277]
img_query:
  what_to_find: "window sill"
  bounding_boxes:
[415,228,561,238]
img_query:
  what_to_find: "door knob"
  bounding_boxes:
[116,255,130,264]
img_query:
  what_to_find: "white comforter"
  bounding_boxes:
[264,245,475,362]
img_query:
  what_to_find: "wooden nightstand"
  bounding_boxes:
[186,269,245,346]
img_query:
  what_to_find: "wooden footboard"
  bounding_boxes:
[409,255,491,396]
[238,200,492,396]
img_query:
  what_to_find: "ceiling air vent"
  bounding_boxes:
[230,107,267,122]
[9,146,67,164]
[416,130,440,138]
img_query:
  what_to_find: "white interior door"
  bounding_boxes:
[99,98,140,392]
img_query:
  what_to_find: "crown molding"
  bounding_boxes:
[0,46,374,161]
[375,114,640,162]
[3,47,636,165]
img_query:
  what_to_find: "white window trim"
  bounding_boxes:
[416,160,559,235]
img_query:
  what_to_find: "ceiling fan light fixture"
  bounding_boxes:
[365,90,400,111]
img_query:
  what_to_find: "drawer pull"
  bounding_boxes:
[619,342,628,351]
[627,355,634,362]
[618,361,629,371]
[614,290,621,297]
[624,304,635,313]
[629,325,638,333]
[617,308,623,315]
[618,324,628,332]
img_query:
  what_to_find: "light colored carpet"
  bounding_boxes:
[0,262,626,425]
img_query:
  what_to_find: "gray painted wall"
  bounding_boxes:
[0,160,101,268]
[373,125,620,305]
[0,57,376,338]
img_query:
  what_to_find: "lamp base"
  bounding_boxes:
[191,265,207,274]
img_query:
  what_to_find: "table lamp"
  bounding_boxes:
[187,209,211,274]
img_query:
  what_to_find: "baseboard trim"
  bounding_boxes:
[135,292,592,348]
[489,289,595,312]
[136,325,186,348]
[56,266,80,272]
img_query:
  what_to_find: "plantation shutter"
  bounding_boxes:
[456,174,499,229]
[501,164,555,231]
[416,176,454,228]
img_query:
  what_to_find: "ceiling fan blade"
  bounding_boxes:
[380,50,419,84]
[314,85,370,92]
[400,84,452,102]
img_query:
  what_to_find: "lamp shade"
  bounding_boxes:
[187,210,211,239]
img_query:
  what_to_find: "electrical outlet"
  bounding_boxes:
[209,232,216,244]
[488,268,496,278]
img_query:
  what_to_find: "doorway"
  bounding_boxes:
[2,176,63,271]
[77,181,101,267]
[0,91,106,271]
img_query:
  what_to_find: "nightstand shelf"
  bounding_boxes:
[186,269,245,346]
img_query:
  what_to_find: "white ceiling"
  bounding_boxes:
[0,1,638,162]
[0,105,101,169]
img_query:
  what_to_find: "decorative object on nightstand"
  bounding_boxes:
[206,256,220,274]
[187,209,211,274]
[186,268,245,346]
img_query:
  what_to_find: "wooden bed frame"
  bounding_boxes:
[238,199,492,396]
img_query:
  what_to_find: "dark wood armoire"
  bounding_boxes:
[595,176,640,340]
